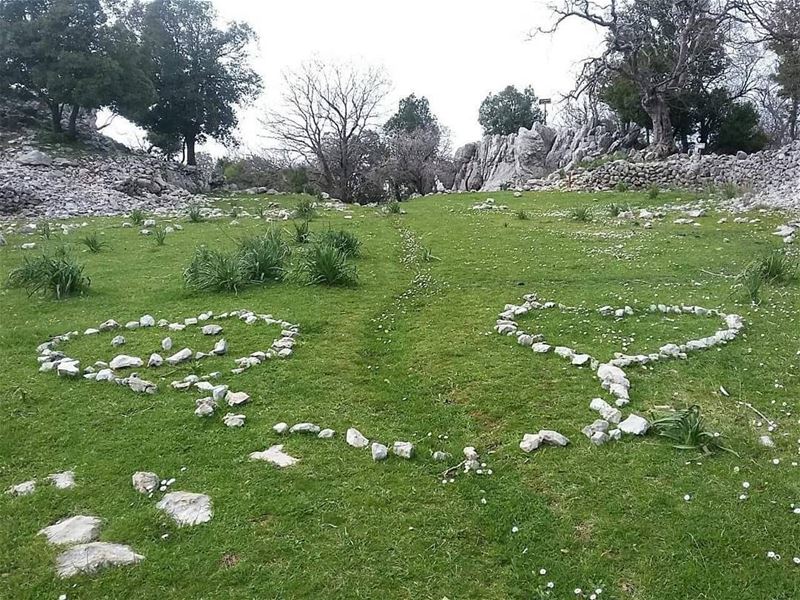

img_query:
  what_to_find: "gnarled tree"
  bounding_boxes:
[543,0,742,156]
[267,59,390,202]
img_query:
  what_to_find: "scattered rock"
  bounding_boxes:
[48,471,75,490]
[222,413,245,428]
[56,542,143,578]
[392,441,414,459]
[7,480,36,496]
[39,516,102,545]
[371,442,389,461]
[249,444,299,468]
[156,491,213,526]
[317,428,335,439]
[132,471,160,494]
[346,428,369,448]
[166,348,192,366]
[618,414,650,435]
[225,391,250,407]
[109,355,143,370]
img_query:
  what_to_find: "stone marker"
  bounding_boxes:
[48,471,75,489]
[346,428,369,448]
[618,414,650,435]
[249,444,298,468]
[392,441,414,459]
[371,443,388,461]
[290,422,320,434]
[132,471,159,494]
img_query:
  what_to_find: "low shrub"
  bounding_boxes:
[302,242,358,286]
[607,202,629,217]
[37,222,54,239]
[7,247,90,299]
[722,181,739,199]
[647,184,660,200]
[755,249,796,284]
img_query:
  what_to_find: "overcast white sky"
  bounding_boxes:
[102,0,602,155]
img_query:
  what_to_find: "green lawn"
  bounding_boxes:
[0,191,798,599]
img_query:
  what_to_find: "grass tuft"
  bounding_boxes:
[183,246,248,293]
[292,220,311,244]
[79,232,109,253]
[187,205,205,223]
[238,229,290,282]
[515,209,529,220]
[722,181,739,199]
[607,202,629,217]
[153,226,167,246]
[385,201,402,215]
[130,209,145,226]
[647,184,660,200]
[7,247,90,299]
[294,197,317,220]
[302,242,358,286]
[318,228,362,258]
[570,206,593,222]
[651,405,736,455]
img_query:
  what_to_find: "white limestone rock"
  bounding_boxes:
[346,428,369,448]
[371,443,389,461]
[48,471,75,489]
[194,398,216,417]
[139,315,155,327]
[56,542,143,578]
[156,491,213,526]
[249,444,298,468]
[57,361,80,377]
[109,355,143,370]
[161,337,172,351]
[39,516,102,545]
[6,480,36,496]
[392,441,414,459]
[166,348,192,365]
[317,428,335,439]
[132,471,160,494]
[273,422,289,434]
[211,339,228,356]
[226,391,250,407]
[222,413,246,428]
[127,375,157,394]
[98,319,119,332]
[538,430,570,446]
[202,324,223,336]
[618,414,650,435]
[589,398,622,424]
[147,353,163,367]
[519,433,542,453]
[289,422,320,434]
[111,335,126,347]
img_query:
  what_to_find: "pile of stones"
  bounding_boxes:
[496,292,745,447]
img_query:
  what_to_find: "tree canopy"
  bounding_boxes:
[132,0,262,165]
[478,85,543,136]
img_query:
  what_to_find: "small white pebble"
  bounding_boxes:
[793,556,800,565]
[539,568,547,575]
[739,494,748,501]
[574,589,582,595]
[767,551,776,559]
[481,498,487,505]
[511,526,519,533]
[546,582,554,589]
[742,481,750,489]
[683,494,691,502]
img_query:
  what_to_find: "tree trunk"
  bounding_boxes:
[67,105,80,138]
[790,96,799,141]
[642,93,675,157]
[49,102,63,133]
[185,134,196,166]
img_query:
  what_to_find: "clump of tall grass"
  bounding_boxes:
[722,181,739,199]
[651,405,735,455]
[419,245,440,262]
[515,209,529,220]
[734,249,797,303]
[7,247,90,299]
[79,232,108,253]
[385,201,402,215]
[647,184,660,200]
[318,228,361,258]
[607,202,630,217]
[301,242,358,286]
[238,229,290,282]
[294,197,317,220]
[183,246,248,293]
[37,222,54,239]
[570,206,593,222]
[614,181,630,193]
[130,208,145,226]
[187,205,205,223]
[293,220,311,244]
[153,226,167,246]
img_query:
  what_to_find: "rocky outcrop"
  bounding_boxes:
[536,141,800,212]
[451,121,641,191]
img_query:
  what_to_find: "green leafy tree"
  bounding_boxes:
[478,85,543,135]
[709,101,768,154]
[0,0,153,137]
[385,94,439,134]
[134,0,262,165]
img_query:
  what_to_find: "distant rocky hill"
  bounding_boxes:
[0,107,211,219]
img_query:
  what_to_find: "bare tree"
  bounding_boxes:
[542,0,744,156]
[266,59,390,201]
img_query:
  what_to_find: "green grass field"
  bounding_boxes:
[0,191,798,599]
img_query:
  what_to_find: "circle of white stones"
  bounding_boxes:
[497,292,745,447]
[35,309,299,406]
